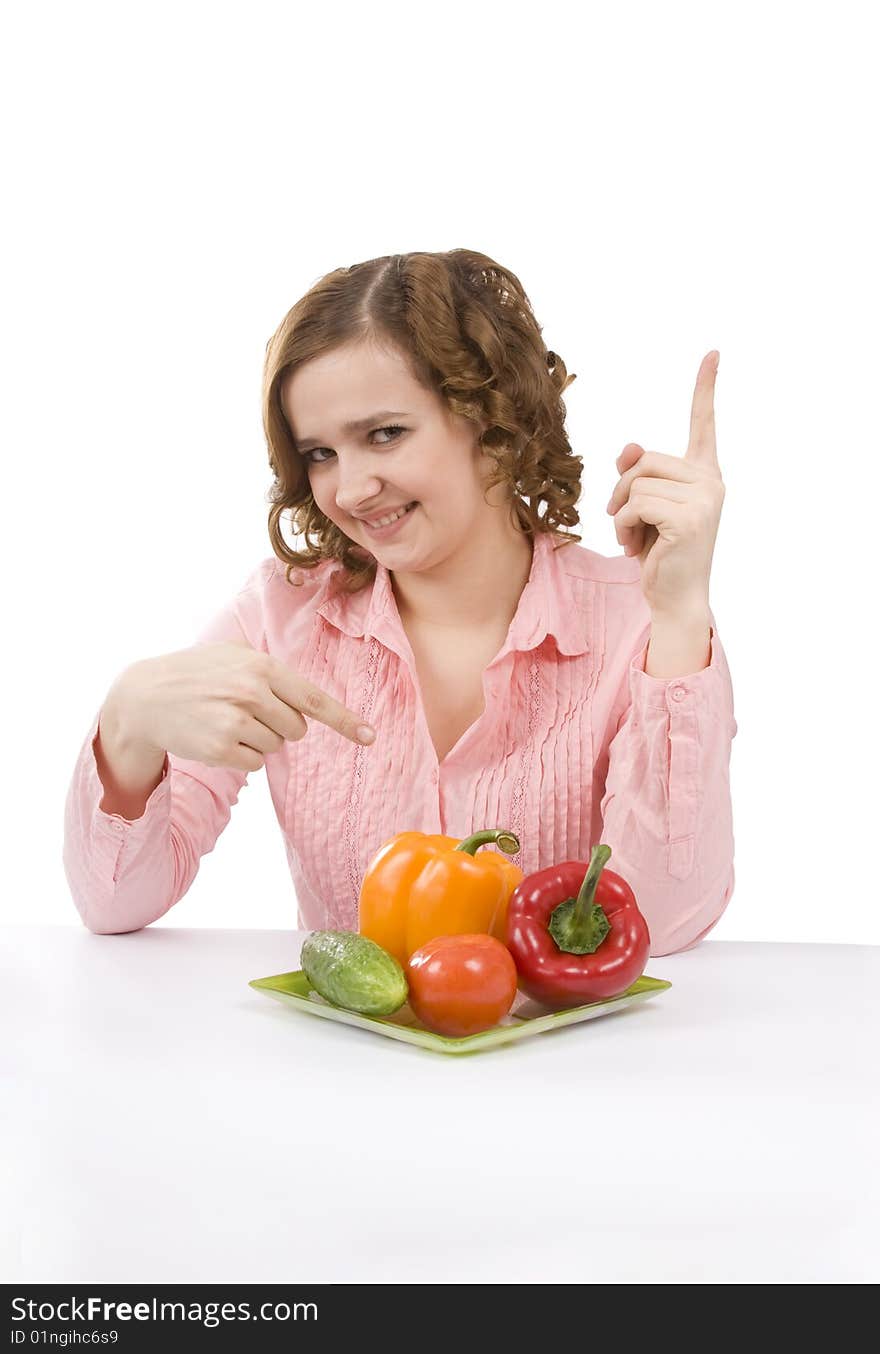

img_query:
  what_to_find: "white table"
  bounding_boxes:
[2,927,878,1284]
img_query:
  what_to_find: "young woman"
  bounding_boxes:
[64,249,736,955]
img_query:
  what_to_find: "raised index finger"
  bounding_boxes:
[686,350,720,467]
[269,656,374,744]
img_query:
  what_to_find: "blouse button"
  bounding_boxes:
[671,687,687,701]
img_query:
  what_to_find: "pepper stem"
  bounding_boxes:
[548,843,613,955]
[455,829,521,857]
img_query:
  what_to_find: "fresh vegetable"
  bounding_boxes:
[359,828,523,965]
[406,933,519,1037]
[505,844,650,1009]
[300,930,408,1016]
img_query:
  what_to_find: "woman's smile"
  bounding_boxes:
[360,501,419,539]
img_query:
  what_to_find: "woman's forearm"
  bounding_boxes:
[93,691,167,820]
[643,606,713,679]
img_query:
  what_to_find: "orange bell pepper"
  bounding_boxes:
[358,828,523,965]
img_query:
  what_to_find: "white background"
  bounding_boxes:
[3,0,877,942]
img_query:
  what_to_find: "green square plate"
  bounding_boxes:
[248,968,671,1055]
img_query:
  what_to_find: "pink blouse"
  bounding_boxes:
[63,530,738,956]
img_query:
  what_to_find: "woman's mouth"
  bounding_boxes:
[361,501,419,538]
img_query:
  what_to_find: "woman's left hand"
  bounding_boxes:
[606,351,725,616]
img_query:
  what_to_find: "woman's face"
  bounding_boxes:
[282,337,512,565]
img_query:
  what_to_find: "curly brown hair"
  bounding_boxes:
[262,248,584,595]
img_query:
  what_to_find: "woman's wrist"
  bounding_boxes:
[644,605,713,678]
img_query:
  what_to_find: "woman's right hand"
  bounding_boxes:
[106,640,375,773]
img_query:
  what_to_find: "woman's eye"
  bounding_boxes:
[375,424,406,443]
[303,425,405,465]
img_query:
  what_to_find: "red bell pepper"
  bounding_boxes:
[505,844,650,1009]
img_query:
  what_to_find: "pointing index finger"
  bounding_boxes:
[686,350,720,466]
[269,657,374,744]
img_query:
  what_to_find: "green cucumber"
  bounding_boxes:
[300,930,408,1016]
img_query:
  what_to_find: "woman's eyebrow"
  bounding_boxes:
[295,410,410,451]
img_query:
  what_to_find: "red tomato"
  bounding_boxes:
[405,934,518,1037]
